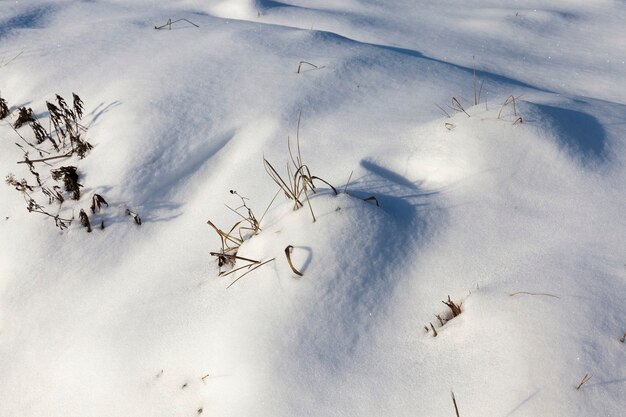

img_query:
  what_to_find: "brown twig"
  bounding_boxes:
[296,61,319,73]
[429,322,437,337]
[576,374,592,390]
[451,391,461,417]
[285,245,303,276]
[154,18,199,30]
[442,295,462,317]
[17,151,73,164]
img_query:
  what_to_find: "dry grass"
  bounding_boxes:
[284,245,303,276]
[0,95,9,120]
[207,190,277,283]
[426,295,463,337]
[442,295,462,317]
[497,95,524,124]
[263,113,337,222]
[3,93,100,230]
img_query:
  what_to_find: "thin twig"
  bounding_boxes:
[451,391,461,417]
[509,291,560,299]
[17,151,73,164]
[0,51,23,68]
[576,374,592,390]
[435,104,451,118]
[343,170,353,194]
[154,18,199,30]
[226,258,275,289]
[451,97,470,117]
[285,245,303,276]
[297,61,319,73]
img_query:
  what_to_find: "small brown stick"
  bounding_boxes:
[210,252,261,265]
[445,122,455,130]
[125,209,142,225]
[363,196,379,206]
[296,61,319,73]
[576,374,592,390]
[498,95,520,119]
[429,322,437,337]
[513,116,523,125]
[435,314,445,326]
[201,373,210,382]
[451,391,461,417]
[154,18,199,30]
[620,332,625,343]
[442,295,462,317]
[17,151,73,164]
[451,97,470,117]
[284,245,303,276]
[509,291,560,299]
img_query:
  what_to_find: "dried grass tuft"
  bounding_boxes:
[442,295,462,317]
[0,95,9,119]
[263,113,337,222]
[79,209,92,232]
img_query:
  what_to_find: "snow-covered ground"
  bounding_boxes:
[1,1,625,416]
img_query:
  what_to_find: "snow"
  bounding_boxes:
[1,1,625,416]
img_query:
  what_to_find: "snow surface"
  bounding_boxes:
[1,1,625,416]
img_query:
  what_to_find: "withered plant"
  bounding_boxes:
[6,174,73,229]
[284,245,303,276]
[425,295,464,337]
[51,166,82,200]
[125,209,142,225]
[3,93,103,231]
[79,209,92,232]
[443,295,462,317]
[154,18,199,30]
[263,114,337,222]
[208,191,263,273]
[14,107,34,129]
[207,190,278,285]
[0,95,9,119]
[91,194,108,213]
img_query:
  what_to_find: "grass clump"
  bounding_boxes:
[263,113,337,222]
[208,190,275,283]
[1,92,118,231]
[425,295,464,337]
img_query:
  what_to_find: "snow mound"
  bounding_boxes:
[206,0,264,20]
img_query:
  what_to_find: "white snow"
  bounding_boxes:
[1,1,625,416]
